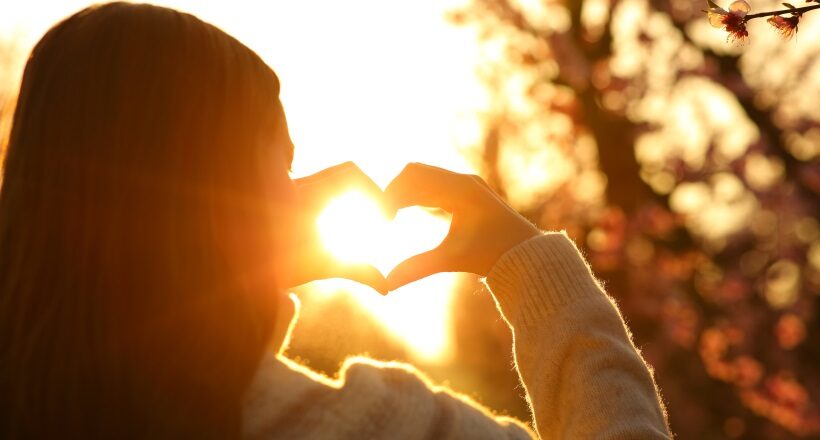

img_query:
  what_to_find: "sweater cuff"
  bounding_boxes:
[485,232,602,327]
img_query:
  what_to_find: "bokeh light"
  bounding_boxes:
[3,0,820,437]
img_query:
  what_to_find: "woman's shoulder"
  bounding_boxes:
[242,354,534,439]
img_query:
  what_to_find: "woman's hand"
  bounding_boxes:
[384,163,540,291]
[285,162,387,294]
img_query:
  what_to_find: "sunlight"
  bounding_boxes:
[315,191,454,362]
[309,274,457,363]
[316,190,452,276]
[317,192,388,265]
[2,0,482,365]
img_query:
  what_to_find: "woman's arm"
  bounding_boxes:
[252,163,670,438]
[384,163,671,439]
[486,233,670,438]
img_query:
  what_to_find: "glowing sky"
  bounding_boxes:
[1,0,488,362]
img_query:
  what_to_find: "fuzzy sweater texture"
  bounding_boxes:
[242,233,672,439]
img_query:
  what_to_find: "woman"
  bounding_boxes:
[0,3,670,438]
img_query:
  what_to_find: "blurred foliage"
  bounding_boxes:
[448,0,820,437]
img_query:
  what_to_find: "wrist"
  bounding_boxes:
[485,232,602,325]
[485,223,540,276]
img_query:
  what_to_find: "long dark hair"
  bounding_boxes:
[0,3,292,437]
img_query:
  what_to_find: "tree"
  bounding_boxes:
[450,0,820,437]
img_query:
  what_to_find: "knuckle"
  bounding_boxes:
[402,162,420,174]
[457,173,480,188]
[333,163,369,186]
[470,174,489,186]
[341,161,364,176]
[326,161,354,176]
[396,162,420,181]
[350,163,365,174]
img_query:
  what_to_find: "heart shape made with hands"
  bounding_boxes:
[317,191,451,280]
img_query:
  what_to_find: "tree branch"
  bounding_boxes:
[744,3,820,20]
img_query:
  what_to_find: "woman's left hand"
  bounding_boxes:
[284,162,387,294]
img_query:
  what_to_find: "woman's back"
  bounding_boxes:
[0,3,292,437]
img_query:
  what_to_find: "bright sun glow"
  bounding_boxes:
[317,192,388,266]
[316,191,455,362]
[2,0,483,364]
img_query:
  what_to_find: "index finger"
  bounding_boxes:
[383,163,468,214]
[295,162,384,211]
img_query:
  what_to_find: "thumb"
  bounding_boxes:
[386,248,447,292]
[333,263,388,295]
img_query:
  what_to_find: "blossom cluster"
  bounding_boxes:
[706,0,819,43]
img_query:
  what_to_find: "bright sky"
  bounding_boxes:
[1,0,486,184]
[1,0,488,363]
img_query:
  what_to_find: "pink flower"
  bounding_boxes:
[707,0,751,43]
[767,14,800,39]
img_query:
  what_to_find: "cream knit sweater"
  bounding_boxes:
[242,233,672,439]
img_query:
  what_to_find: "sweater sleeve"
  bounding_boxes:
[485,232,671,439]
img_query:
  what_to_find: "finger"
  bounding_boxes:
[293,161,359,186]
[297,162,382,197]
[385,247,447,292]
[296,162,384,211]
[333,263,388,295]
[384,163,466,215]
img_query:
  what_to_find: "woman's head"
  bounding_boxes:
[0,3,294,437]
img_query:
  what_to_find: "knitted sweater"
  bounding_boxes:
[242,232,671,439]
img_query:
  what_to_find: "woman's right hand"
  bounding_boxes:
[384,163,540,291]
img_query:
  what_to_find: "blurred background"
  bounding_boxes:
[2,0,819,438]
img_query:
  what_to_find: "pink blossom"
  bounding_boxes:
[767,14,800,40]
[707,0,751,43]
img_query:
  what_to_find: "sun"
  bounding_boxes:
[316,190,452,276]
[5,0,481,367]
[316,191,389,266]
[314,190,455,362]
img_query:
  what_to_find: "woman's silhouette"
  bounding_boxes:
[0,3,298,436]
[0,3,671,438]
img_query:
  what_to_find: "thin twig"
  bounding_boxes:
[745,3,820,20]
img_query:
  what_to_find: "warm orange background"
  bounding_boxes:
[2,1,819,438]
